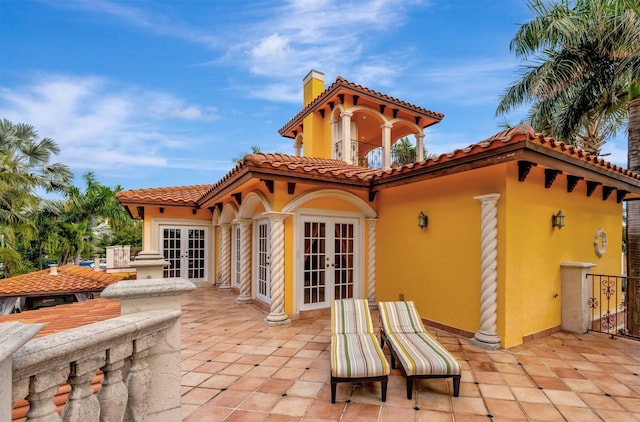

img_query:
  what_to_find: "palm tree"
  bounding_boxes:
[497,0,640,335]
[496,0,638,156]
[0,118,72,276]
[62,171,131,264]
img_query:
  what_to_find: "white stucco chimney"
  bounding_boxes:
[49,264,58,275]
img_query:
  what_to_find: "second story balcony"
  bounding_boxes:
[334,139,420,170]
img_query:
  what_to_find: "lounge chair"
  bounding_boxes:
[378,301,461,399]
[330,299,390,403]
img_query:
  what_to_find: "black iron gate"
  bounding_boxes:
[587,274,640,339]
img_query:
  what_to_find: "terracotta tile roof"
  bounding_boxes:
[279,76,444,137]
[0,265,123,297]
[115,184,213,206]
[0,297,120,337]
[116,124,640,210]
[373,124,640,183]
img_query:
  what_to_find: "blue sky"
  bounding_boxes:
[0,0,629,191]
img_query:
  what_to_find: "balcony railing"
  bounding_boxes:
[106,245,132,270]
[2,277,195,422]
[334,140,417,169]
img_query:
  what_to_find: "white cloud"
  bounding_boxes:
[0,74,220,173]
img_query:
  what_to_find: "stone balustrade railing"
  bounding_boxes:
[1,277,195,422]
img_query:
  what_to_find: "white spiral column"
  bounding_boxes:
[366,218,377,309]
[218,223,232,291]
[265,212,291,325]
[471,193,502,349]
[235,219,253,304]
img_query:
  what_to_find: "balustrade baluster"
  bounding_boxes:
[25,366,70,422]
[124,336,155,421]
[98,343,132,422]
[62,353,105,422]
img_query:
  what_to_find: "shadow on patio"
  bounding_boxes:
[180,285,640,422]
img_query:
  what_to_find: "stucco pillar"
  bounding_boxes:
[560,262,596,333]
[235,219,253,304]
[382,122,392,169]
[102,278,196,421]
[1,322,43,421]
[415,132,425,162]
[264,212,292,325]
[218,224,232,291]
[366,218,378,309]
[341,111,353,164]
[131,250,170,280]
[471,193,502,350]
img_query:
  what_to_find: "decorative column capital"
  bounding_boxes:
[340,110,353,118]
[232,218,253,226]
[262,212,293,221]
[474,193,501,204]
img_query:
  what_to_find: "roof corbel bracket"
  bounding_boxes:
[292,130,297,137]
[586,181,601,197]
[602,186,615,201]
[288,182,296,195]
[328,101,334,110]
[379,105,386,114]
[232,192,242,206]
[208,206,216,214]
[617,190,628,203]
[319,109,325,118]
[353,95,359,105]
[262,179,274,194]
[338,94,345,104]
[517,161,537,182]
[415,116,421,125]
[368,191,377,202]
[136,206,144,220]
[544,169,562,188]
[567,175,584,193]
[215,202,223,213]
[392,108,399,118]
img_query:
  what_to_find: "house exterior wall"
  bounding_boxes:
[502,164,623,347]
[374,161,624,348]
[375,165,506,338]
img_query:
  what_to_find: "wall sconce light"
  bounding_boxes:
[552,210,565,229]
[418,211,428,229]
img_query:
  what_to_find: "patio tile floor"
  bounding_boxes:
[180,285,640,421]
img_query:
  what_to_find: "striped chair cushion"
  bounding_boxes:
[331,299,374,334]
[331,333,390,378]
[378,301,426,334]
[383,331,461,376]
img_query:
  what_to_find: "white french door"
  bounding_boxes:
[299,216,359,311]
[255,220,271,303]
[160,226,207,282]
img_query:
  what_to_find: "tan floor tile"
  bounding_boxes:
[305,398,346,420]
[473,371,505,385]
[555,405,602,422]
[511,386,550,403]
[379,405,417,420]
[183,405,232,422]
[501,373,535,387]
[543,389,587,407]
[229,376,266,391]
[273,366,306,380]
[259,378,295,395]
[199,374,239,389]
[341,402,382,422]
[181,387,220,405]
[237,391,282,412]
[615,396,640,412]
[261,356,291,367]
[531,375,570,390]
[222,409,266,422]
[286,380,324,398]
[478,384,514,400]
[416,409,454,421]
[578,392,625,410]
[561,378,603,394]
[270,395,313,416]
[196,360,231,374]
[594,408,639,422]
[264,413,303,422]
[484,398,527,419]
[181,371,213,387]
[520,401,564,421]
[299,368,329,383]
[451,396,487,415]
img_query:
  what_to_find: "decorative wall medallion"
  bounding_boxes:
[594,228,608,257]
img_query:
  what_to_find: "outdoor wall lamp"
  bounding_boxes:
[552,210,565,229]
[418,211,428,229]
